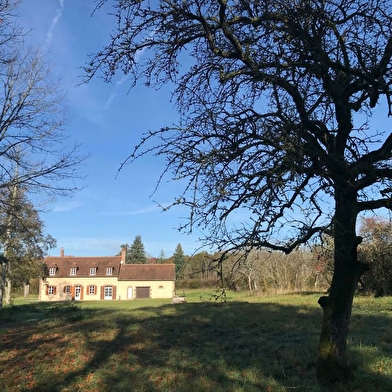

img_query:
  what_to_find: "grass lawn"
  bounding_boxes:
[0,290,391,391]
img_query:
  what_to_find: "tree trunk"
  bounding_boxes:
[0,260,6,309]
[5,261,11,305]
[248,274,252,294]
[24,283,29,297]
[316,186,367,383]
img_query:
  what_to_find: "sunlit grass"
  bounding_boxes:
[1,291,391,391]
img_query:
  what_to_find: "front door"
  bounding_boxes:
[127,286,133,300]
[75,285,82,300]
[104,286,113,300]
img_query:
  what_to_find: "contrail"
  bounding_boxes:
[46,0,65,47]
[103,74,130,110]
[104,30,155,110]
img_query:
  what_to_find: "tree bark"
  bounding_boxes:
[0,260,6,309]
[5,264,11,305]
[24,283,29,297]
[316,185,367,383]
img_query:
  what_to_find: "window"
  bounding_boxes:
[89,267,97,276]
[75,285,82,300]
[48,286,56,295]
[88,285,96,295]
[70,267,77,276]
[64,285,71,294]
[106,267,113,276]
[100,285,116,300]
[49,267,56,276]
[104,285,113,299]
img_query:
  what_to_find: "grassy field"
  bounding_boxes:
[0,290,391,391]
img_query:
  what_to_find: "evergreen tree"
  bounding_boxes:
[158,249,165,264]
[0,185,55,307]
[127,235,147,264]
[173,243,185,279]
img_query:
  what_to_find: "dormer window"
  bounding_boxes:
[106,267,113,276]
[70,267,77,276]
[49,267,56,276]
[89,267,97,276]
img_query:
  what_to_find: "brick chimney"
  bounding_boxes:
[60,247,64,257]
[121,245,127,264]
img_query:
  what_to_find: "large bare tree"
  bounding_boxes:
[86,0,392,383]
[0,1,84,200]
[0,1,84,305]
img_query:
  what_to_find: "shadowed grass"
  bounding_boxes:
[0,292,391,391]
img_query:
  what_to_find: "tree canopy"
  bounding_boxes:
[0,1,84,205]
[88,0,392,251]
[87,0,392,383]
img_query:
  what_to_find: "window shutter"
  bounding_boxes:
[80,286,84,300]
[71,285,75,300]
[45,285,48,295]
[87,285,96,295]
[53,286,57,295]
[100,285,104,300]
[113,286,117,300]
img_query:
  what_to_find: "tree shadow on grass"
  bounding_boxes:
[1,299,391,392]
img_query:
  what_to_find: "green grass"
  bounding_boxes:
[0,291,391,391]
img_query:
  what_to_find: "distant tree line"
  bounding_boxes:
[176,248,329,293]
[174,217,392,297]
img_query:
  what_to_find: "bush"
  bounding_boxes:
[358,218,392,297]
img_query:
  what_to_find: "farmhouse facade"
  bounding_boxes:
[39,247,175,301]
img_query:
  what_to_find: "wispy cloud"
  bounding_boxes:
[46,0,65,47]
[97,203,166,217]
[52,200,82,212]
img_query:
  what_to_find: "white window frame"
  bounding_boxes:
[64,285,71,294]
[104,285,113,300]
[106,267,113,276]
[48,286,55,295]
[49,267,56,276]
[88,285,96,295]
[75,285,81,300]
[70,267,77,276]
[89,267,97,276]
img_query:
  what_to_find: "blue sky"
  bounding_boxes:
[17,0,206,258]
[14,0,392,258]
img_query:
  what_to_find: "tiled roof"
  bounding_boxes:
[44,256,122,277]
[118,264,175,281]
